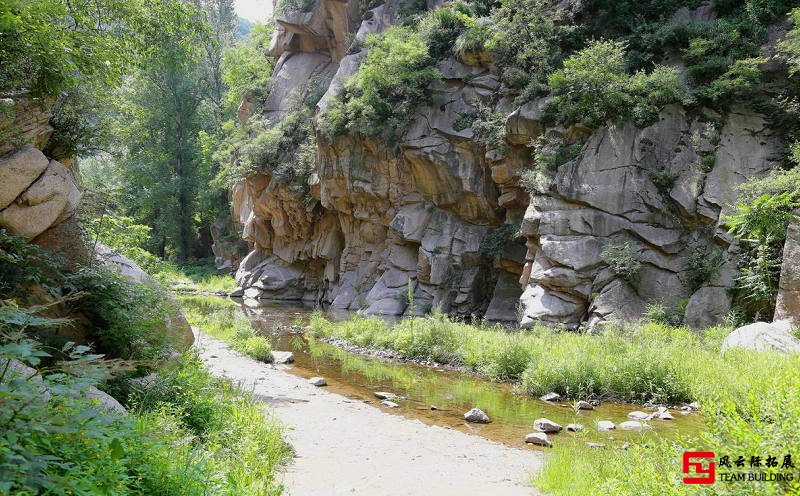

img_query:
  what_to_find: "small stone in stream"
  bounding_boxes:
[566,423,584,432]
[308,377,327,387]
[271,351,295,364]
[657,406,668,413]
[681,405,693,412]
[524,432,552,447]
[576,400,594,410]
[464,408,490,423]
[619,420,651,431]
[374,391,398,400]
[627,411,650,420]
[540,392,561,402]
[689,401,700,410]
[596,420,616,431]
[381,400,399,408]
[533,418,563,433]
[656,411,674,420]
[620,442,631,450]
[209,355,218,358]
[586,442,606,448]
[430,405,438,410]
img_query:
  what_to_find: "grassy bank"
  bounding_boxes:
[309,312,733,404]
[153,261,237,294]
[310,312,800,494]
[180,295,273,362]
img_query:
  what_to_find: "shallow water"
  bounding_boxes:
[186,296,705,450]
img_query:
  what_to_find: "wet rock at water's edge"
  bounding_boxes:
[308,376,327,387]
[596,420,616,431]
[525,432,552,447]
[464,408,490,423]
[533,418,563,433]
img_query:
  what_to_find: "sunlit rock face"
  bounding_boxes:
[229,0,783,327]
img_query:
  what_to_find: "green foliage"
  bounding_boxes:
[521,136,583,193]
[418,4,475,60]
[221,23,275,108]
[0,0,137,96]
[310,312,733,403]
[0,229,64,297]
[727,192,799,244]
[779,8,800,73]
[319,27,441,141]
[478,224,522,262]
[181,297,273,362]
[644,299,688,327]
[536,350,800,496]
[471,105,509,150]
[601,242,643,282]
[485,0,575,101]
[87,215,163,272]
[547,40,683,128]
[67,268,178,360]
[0,333,289,495]
[683,243,724,291]
[648,167,680,196]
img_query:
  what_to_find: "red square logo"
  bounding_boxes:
[683,451,716,484]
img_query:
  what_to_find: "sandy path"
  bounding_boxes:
[195,331,544,496]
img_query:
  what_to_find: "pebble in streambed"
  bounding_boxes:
[464,408,490,423]
[308,376,327,387]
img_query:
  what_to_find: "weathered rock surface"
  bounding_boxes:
[596,420,616,431]
[776,223,800,323]
[309,376,327,386]
[225,1,787,328]
[524,432,552,447]
[464,407,490,423]
[721,321,800,354]
[533,418,562,433]
[619,420,651,431]
[272,351,296,364]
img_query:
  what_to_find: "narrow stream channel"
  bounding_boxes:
[186,296,704,450]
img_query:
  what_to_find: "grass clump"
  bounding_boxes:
[310,312,733,404]
[181,296,273,362]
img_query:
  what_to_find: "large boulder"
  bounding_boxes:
[721,321,800,354]
[0,158,80,239]
[775,223,800,323]
[684,286,732,329]
[0,144,50,208]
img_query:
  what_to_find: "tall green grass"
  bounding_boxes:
[309,312,730,404]
[181,296,273,362]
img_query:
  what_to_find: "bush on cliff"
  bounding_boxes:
[319,27,441,142]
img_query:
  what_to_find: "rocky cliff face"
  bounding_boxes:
[0,95,84,258]
[227,0,787,328]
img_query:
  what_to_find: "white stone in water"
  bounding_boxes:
[657,411,674,420]
[627,411,650,420]
[380,400,399,408]
[566,423,584,432]
[586,442,606,448]
[308,376,327,387]
[525,432,552,447]
[576,400,594,410]
[619,420,651,431]
[596,420,616,431]
[374,391,399,400]
[464,408,490,423]
[540,392,561,402]
[533,418,563,433]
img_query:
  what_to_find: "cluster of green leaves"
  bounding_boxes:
[521,136,584,192]
[477,223,522,262]
[546,40,684,128]
[726,191,800,319]
[0,330,288,495]
[221,23,275,108]
[601,241,644,282]
[319,27,441,142]
[683,243,725,291]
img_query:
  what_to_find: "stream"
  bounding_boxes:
[185,296,704,450]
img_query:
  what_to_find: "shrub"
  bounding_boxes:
[546,40,683,128]
[601,242,643,282]
[478,224,522,262]
[319,27,441,141]
[221,23,275,108]
[418,5,472,60]
[683,243,724,291]
[276,0,316,14]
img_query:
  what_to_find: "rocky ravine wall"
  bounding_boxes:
[227,0,792,328]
